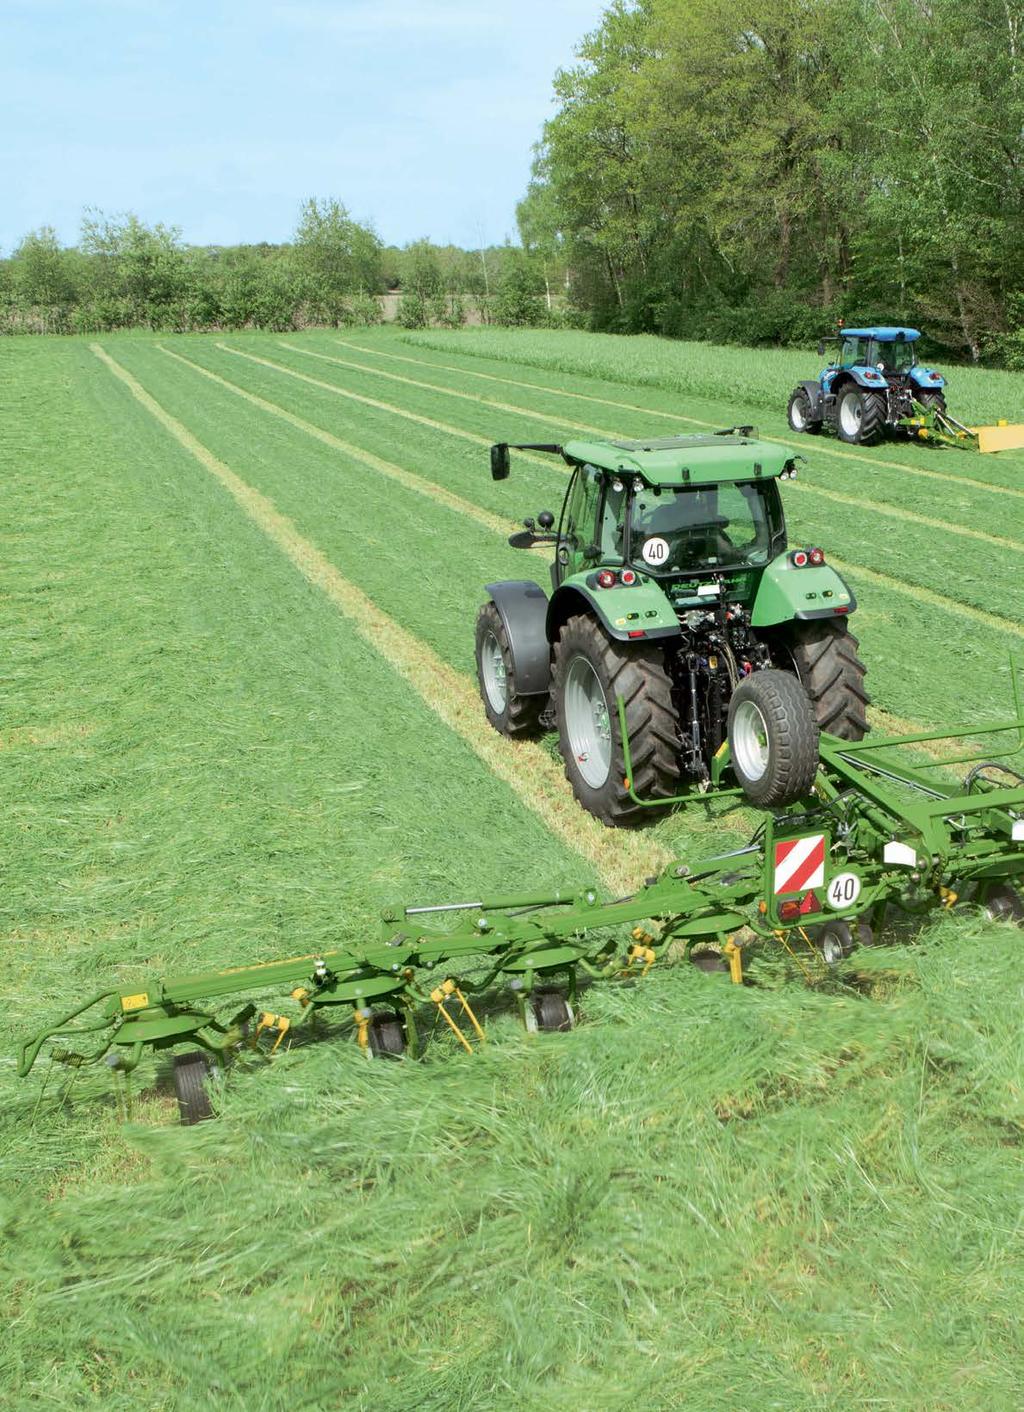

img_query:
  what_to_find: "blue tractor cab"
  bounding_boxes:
[787,326,947,446]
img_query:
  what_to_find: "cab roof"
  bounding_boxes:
[839,326,920,341]
[562,433,795,487]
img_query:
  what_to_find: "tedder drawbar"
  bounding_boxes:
[17,679,1024,1122]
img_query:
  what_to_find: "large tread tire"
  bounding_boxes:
[787,388,821,435]
[837,387,886,446]
[727,669,819,808]
[475,601,546,738]
[553,615,680,826]
[785,620,870,741]
[915,389,947,414]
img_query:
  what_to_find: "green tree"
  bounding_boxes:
[10,227,79,308]
[293,198,382,322]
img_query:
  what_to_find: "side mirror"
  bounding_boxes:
[490,444,510,481]
[537,510,555,529]
[816,340,825,357]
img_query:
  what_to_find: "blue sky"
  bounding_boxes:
[2,0,605,254]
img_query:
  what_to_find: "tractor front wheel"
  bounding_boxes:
[553,615,679,826]
[726,670,819,807]
[784,619,869,741]
[475,601,546,738]
[837,387,886,446]
[787,388,821,435]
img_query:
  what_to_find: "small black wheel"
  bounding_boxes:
[727,670,819,807]
[982,884,1024,924]
[690,949,729,973]
[475,601,546,738]
[526,990,574,1033]
[173,1051,216,1125]
[787,388,822,435]
[368,1013,407,1058]
[837,387,886,445]
[814,920,854,964]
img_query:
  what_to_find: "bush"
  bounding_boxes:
[397,293,428,329]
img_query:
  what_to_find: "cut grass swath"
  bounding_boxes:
[92,343,670,894]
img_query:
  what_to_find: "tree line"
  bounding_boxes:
[519,0,1024,364]
[0,199,568,336]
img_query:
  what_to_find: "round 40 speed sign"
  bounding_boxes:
[826,871,862,910]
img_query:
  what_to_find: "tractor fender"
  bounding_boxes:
[843,366,888,392]
[909,366,946,390]
[796,380,825,419]
[547,577,681,644]
[751,555,857,627]
[484,580,552,695]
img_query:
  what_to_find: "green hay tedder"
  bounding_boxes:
[17,432,1024,1124]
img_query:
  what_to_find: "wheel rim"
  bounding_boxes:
[820,934,843,966]
[839,394,862,436]
[480,630,508,713]
[564,655,612,788]
[731,699,770,782]
[790,398,807,430]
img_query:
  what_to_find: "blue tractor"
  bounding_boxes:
[787,326,947,446]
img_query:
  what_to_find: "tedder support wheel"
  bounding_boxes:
[787,388,821,435]
[475,600,545,738]
[526,990,574,1032]
[553,613,679,826]
[982,884,1024,924]
[727,669,819,808]
[784,619,869,741]
[837,387,886,445]
[368,1013,407,1058]
[173,1051,216,1126]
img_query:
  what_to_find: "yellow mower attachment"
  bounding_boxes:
[975,420,1024,454]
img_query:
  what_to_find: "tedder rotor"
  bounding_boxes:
[18,676,1024,1123]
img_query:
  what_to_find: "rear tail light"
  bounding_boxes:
[808,547,825,566]
[791,550,809,568]
[779,900,802,922]
[596,570,617,589]
[620,569,637,586]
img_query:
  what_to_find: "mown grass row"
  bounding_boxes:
[403,325,1024,449]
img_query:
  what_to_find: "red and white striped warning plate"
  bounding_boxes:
[773,834,826,895]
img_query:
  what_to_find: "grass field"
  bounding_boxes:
[3,326,1024,1409]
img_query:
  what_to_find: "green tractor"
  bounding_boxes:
[477,430,869,825]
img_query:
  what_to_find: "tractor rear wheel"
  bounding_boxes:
[787,388,821,435]
[837,387,886,445]
[915,389,947,415]
[784,620,869,741]
[475,601,546,738]
[553,614,679,826]
[727,669,819,807]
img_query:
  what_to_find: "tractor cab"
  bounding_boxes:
[550,434,790,594]
[828,326,921,380]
